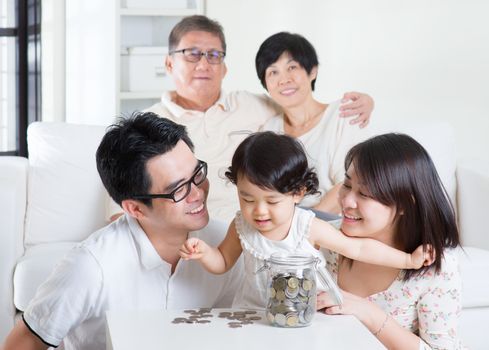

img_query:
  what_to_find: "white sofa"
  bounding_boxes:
[1,120,488,348]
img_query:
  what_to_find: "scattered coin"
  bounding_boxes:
[172,309,262,328]
[224,311,262,328]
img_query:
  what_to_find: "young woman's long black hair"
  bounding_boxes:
[345,133,460,279]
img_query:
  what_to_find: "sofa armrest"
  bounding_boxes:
[0,156,28,340]
[457,158,489,250]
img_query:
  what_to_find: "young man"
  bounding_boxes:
[107,15,375,222]
[2,113,241,350]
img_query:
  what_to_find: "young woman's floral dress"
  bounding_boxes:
[322,248,464,349]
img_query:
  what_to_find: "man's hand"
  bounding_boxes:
[340,92,374,128]
[179,237,208,260]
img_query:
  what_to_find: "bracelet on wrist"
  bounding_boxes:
[372,313,389,337]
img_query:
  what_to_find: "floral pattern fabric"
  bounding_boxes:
[322,248,464,349]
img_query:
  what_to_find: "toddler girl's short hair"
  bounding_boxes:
[225,131,319,196]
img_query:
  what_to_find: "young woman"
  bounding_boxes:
[256,32,371,215]
[179,132,432,310]
[318,133,463,349]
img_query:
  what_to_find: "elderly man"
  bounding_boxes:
[109,15,373,222]
[2,113,241,350]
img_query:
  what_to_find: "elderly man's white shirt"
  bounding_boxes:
[23,215,240,350]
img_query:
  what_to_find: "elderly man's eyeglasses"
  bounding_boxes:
[169,48,226,64]
[132,161,208,203]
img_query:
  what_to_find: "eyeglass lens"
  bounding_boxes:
[173,163,207,202]
[183,48,225,64]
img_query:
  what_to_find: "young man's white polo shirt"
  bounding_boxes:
[23,215,241,350]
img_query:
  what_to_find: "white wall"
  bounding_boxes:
[65,0,117,125]
[41,0,65,123]
[207,0,489,163]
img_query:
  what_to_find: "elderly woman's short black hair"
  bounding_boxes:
[255,32,319,91]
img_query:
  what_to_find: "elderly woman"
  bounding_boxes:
[256,32,371,215]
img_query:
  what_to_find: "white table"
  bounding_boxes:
[106,309,386,349]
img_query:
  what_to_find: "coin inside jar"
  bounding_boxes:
[274,313,287,326]
[275,290,286,301]
[266,268,318,328]
[273,276,287,291]
[286,313,299,327]
[302,279,313,291]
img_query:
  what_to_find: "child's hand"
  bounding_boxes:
[179,237,207,260]
[410,244,435,269]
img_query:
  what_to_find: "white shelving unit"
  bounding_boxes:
[66,0,204,125]
[117,0,204,116]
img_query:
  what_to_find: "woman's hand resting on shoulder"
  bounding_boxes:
[410,244,436,269]
[340,92,374,128]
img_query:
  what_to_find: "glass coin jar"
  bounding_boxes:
[261,252,342,328]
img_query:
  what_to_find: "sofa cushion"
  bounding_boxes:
[24,122,108,245]
[459,247,489,308]
[13,243,77,311]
